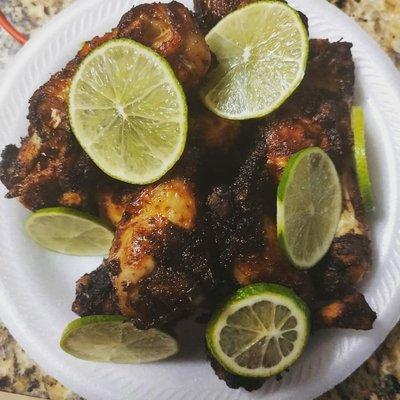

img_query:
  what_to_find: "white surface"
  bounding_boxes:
[0,0,400,399]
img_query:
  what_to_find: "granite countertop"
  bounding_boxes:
[0,0,399,399]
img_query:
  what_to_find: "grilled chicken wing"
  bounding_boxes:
[73,177,215,329]
[0,1,210,213]
[207,136,316,305]
[262,40,374,328]
[206,38,375,391]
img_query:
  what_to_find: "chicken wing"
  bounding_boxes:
[0,2,210,213]
[73,177,215,329]
[207,136,316,305]
[207,39,375,390]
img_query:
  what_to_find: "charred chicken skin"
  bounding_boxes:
[0,1,210,213]
[73,176,215,329]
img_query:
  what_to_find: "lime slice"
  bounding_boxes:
[351,106,374,212]
[69,39,187,185]
[277,147,342,269]
[206,283,310,378]
[200,1,309,120]
[25,207,113,256]
[60,315,178,363]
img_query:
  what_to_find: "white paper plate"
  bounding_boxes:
[0,0,400,399]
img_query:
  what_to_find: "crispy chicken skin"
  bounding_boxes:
[194,0,252,32]
[118,2,211,88]
[234,215,316,305]
[315,293,376,330]
[0,1,210,213]
[262,40,354,182]
[96,183,142,227]
[73,177,215,329]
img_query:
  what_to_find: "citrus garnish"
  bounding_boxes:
[351,106,374,212]
[25,207,113,256]
[200,1,309,120]
[277,147,342,268]
[60,315,178,363]
[206,283,310,378]
[69,39,187,185]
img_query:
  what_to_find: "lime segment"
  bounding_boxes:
[200,1,309,120]
[25,207,113,256]
[351,106,374,212]
[69,39,187,185]
[206,283,310,378]
[60,315,178,363]
[277,147,342,269]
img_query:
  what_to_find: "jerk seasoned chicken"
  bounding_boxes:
[207,39,375,390]
[208,39,374,323]
[0,1,210,212]
[73,176,215,329]
[257,39,375,331]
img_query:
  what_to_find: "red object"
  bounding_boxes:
[0,11,27,44]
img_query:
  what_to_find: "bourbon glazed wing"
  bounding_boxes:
[0,1,211,214]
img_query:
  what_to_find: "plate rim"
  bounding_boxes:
[0,0,400,399]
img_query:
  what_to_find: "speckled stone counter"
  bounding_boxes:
[0,1,399,399]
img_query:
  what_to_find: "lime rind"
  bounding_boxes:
[277,147,342,269]
[351,106,374,212]
[25,207,114,256]
[60,315,179,363]
[206,283,310,378]
[60,315,127,344]
[201,1,309,120]
[69,38,188,185]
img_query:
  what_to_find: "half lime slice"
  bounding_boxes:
[69,39,187,185]
[277,147,342,269]
[200,1,309,120]
[60,315,178,363]
[206,283,310,378]
[25,207,113,256]
[351,106,374,212]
